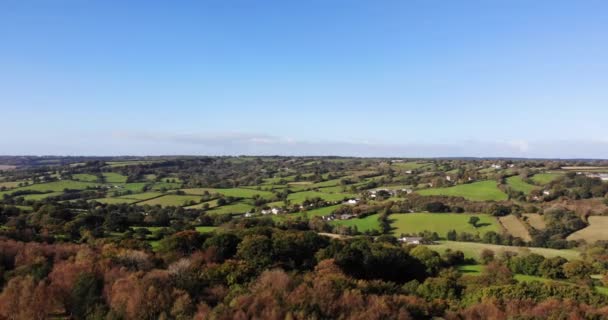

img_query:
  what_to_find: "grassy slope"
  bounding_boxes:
[417,180,507,201]
[390,213,500,237]
[506,176,537,194]
[429,241,580,260]
[567,216,608,243]
[532,173,562,185]
[331,213,381,232]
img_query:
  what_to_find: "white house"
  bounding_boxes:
[491,164,502,169]
[398,237,423,244]
[344,199,359,205]
[543,190,551,196]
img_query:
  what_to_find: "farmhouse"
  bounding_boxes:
[261,207,282,215]
[585,173,608,181]
[344,199,359,205]
[398,237,423,244]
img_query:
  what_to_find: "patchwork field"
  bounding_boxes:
[0,181,24,189]
[567,216,608,243]
[138,194,202,207]
[506,176,537,194]
[429,241,580,260]
[0,180,100,198]
[498,215,532,241]
[182,188,275,199]
[389,213,500,238]
[287,191,355,204]
[523,213,546,230]
[417,180,507,201]
[331,213,381,232]
[531,173,561,185]
[206,201,253,215]
[93,197,140,205]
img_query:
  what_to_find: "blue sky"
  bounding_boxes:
[1,1,607,157]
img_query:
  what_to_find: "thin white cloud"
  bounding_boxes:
[105,130,608,159]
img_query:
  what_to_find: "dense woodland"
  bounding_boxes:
[1,156,608,319]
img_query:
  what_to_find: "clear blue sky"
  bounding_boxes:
[2,0,607,158]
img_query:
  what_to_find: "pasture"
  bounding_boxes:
[182,188,275,199]
[506,176,537,194]
[0,180,100,198]
[0,181,24,189]
[206,201,253,215]
[93,197,139,205]
[287,191,355,204]
[118,192,164,200]
[498,215,532,241]
[389,213,500,238]
[523,213,546,230]
[331,214,381,232]
[417,180,507,201]
[138,194,202,207]
[567,216,608,243]
[531,173,561,184]
[428,241,580,260]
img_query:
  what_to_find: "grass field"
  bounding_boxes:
[391,161,431,171]
[185,199,220,209]
[331,213,381,232]
[73,173,99,182]
[499,215,532,241]
[0,181,24,189]
[428,241,580,260]
[195,226,218,233]
[506,176,537,194]
[567,216,608,243]
[121,183,148,193]
[417,180,507,201]
[277,204,342,220]
[287,191,355,204]
[531,173,561,184]
[94,197,140,205]
[118,192,164,200]
[106,160,161,168]
[523,213,546,230]
[390,213,500,237]
[138,194,202,207]
[22,192,64,201]
[103,172,128,183]
[182,188,275,199]
[0,180,100,198]
[206,201,253,215]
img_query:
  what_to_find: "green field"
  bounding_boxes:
[121,183,148,193]
[390,213,500,237]
[195,226,218,233]
[138,194,202,207]
[417,180,507,201]
[429,241,580,260]
[287,191,355,204]
[185,199,220,209]
[0,180,100,198]
[391,161,431,171]
[206,201,253,215]
[73,173,99,182]
[22,192,64,201]
[103,172,128,183]
[331,213,381,232]
[276,204,342,220]
[531,173,561,185]
[93,197,139,205]
[118,192,164,200]
[182,188,275,199]
[506,176,537,194]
